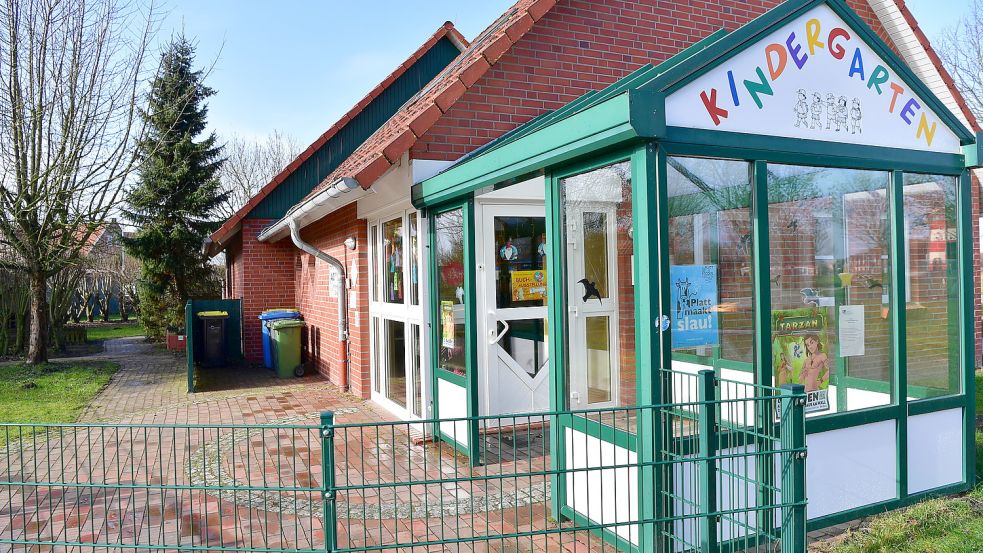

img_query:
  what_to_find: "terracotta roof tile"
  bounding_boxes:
[892,0,980,132]
[305,0,559,200]
[207,21,468,252]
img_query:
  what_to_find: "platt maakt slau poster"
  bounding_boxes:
[772,307,832,413]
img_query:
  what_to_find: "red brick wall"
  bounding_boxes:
[411,0,898,161]
[237,219,297,364]
[294,203,372,398]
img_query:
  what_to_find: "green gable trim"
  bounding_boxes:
[246,37,461,220]
[642,0,975,146]
[964,132,983,168]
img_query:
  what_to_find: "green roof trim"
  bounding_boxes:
[413,0,976,209]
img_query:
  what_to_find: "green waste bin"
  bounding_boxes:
[269,319,305,378]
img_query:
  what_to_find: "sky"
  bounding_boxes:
[156,0,974,148]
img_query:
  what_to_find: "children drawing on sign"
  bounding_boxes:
[826,93,835,129]
[794,89,809,128]
[850,98,863,134]
[810,92,823,129]
[835,96,849,132]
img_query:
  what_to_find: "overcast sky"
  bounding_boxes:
[156,0,974,148]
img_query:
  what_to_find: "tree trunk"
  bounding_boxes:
[27,271,49,364]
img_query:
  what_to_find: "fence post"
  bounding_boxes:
[780,384,806,552]
[697,369,717,553]
[321,411,338,553]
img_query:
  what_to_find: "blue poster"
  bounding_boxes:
[670,265,719,348]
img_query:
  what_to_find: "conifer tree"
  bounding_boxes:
[124,37,227,339]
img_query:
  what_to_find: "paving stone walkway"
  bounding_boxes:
[0,337,849,552]
[0,338,593,552]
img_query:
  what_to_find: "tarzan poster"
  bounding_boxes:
[772,307,832,413]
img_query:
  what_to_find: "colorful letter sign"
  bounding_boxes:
[665,3,961,154]
[670,265,719,349]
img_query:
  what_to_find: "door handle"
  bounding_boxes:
[490,319,510,345]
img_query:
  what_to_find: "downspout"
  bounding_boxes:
[288,219,351,391]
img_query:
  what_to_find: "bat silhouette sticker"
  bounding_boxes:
[578,278,602,303]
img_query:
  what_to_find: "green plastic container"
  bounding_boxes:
[269,319,305,378]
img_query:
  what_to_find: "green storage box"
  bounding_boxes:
[269,319,305,378]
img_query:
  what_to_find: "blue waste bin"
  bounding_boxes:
[258,309,301,368]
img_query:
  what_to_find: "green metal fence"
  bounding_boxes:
[0,422,325,552]
[0,370,806,552]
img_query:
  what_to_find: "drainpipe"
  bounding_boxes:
[288,219,351,391]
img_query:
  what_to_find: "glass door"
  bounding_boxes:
[478,204,550,416]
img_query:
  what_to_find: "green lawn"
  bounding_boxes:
[827,432,983,552]
[85,321,145,341]
[976,371,982,414]
[0,361,119,442]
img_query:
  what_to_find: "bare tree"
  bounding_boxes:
[0,0,157,363]
[217,130,300,219]
[936,0,983,119]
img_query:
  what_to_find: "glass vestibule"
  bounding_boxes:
[663,154,963,417]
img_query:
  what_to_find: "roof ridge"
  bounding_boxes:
[302,0,558,201]
[207,21,468,252]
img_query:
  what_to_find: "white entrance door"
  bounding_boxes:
[478,203,550,416]
[565,203,620,409]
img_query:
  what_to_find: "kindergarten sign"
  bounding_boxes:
[670,265,719,349]
[665,3,961,154]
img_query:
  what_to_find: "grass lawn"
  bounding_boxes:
[976,370,982,414]
[0,361,119,443]
[825,431,983,552]
[85,321,145,341]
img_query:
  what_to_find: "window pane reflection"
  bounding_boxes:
[904,173,960,398]
[435,209,467,375]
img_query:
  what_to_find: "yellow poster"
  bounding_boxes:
[441,301,455,348]
[510,270,547,302]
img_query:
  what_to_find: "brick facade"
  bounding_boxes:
[225,0,981,413]
[233,220,297,364]
[294,204,372,398]
[411,0,898,161]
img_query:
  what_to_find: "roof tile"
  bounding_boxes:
[301,0,560,204]
[207,22,468,252]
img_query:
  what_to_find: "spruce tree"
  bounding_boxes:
[124,37,227,339]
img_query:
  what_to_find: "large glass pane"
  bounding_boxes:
[409,213,421,306]
[435,209,467,375]
[493,216,548,308]
[496,318,549,378]
[385,319,407,408]
[370,225,379,302]
[383,217,404,303]
[582,212,609,298]
[904,173,960,398]
[585,316,612,404]
[372,317,381,393]
[410,324,423,416]
[560,161,634,412]
[768,165,893,416]
[667,157,754,368]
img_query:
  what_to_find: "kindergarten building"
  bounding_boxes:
[209,0,981,534]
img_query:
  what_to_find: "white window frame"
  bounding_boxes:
[368,209,429,420]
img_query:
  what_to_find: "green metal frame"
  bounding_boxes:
[426,200,481,464]
[413,0,979,540]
